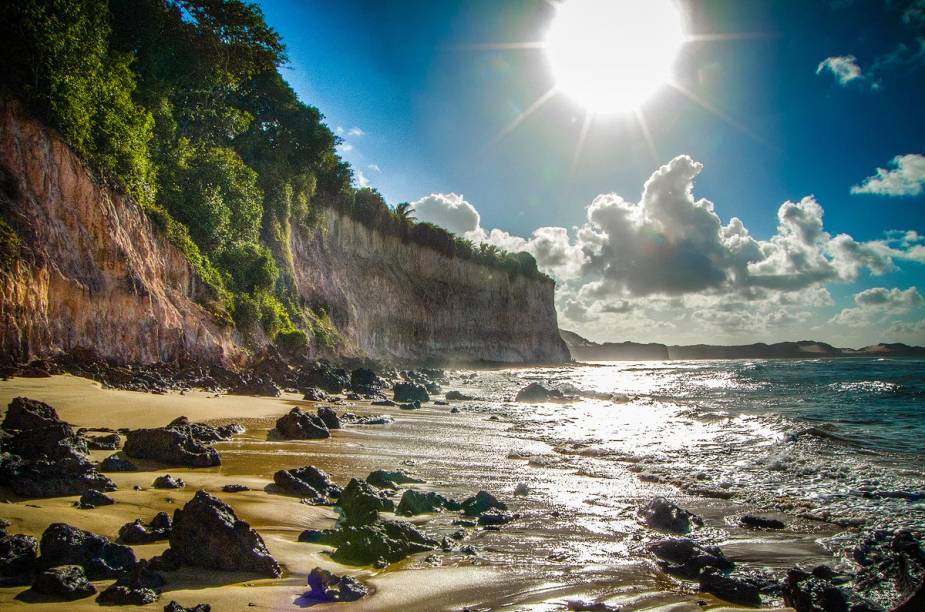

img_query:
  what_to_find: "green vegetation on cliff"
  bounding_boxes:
[0,0,549,352]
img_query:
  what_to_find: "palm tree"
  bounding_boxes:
[395,202,416,223]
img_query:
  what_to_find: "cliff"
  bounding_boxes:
[0,105,568,367]
[290,212,569,363]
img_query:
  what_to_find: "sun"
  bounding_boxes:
[545,0,685,113]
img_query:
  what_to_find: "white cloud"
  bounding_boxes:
[410,156,925,343]
[356,169,370,188]
[816,55,865,85]
[368,164,381,173]
[409,193,481,235]
[336,142,353,153]
[829,286,923,326]
[851,154,925,196]
[348,127,365,137]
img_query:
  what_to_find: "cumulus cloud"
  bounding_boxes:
[409,193,481,235]
[851,154,925,196]
[830,286,923,326]
[816,55,865,85]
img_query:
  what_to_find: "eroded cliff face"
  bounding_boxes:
[289,213,570,364]
[0,105,569,367]
[0,104,243,366]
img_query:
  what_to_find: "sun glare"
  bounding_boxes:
[545,0,685,113]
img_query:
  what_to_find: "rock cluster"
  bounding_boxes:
[275,407,331,439]
[123,418,222,467]
[274,465,342,501]
[305,567,367,602]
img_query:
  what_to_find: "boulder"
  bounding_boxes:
[639,497,702,534]
[445,391,474,401]
[393,383,429,403]
[0,533,39,583]
[648,537,733,579]
[227,376,281,398]
[85,433,121,450]
[331,520,437,566]
[164,602,211,612]
[853,529,925,609]
[698,568,762,606]
[305,567,368,602]
[478,511,514,526]
[782,567,850,611]
[341,413,393,425]
[166,417,243,444]
[461,490,507,516]
[96,559,164,605]
[100,453,138,472]
[0,453,116,498]
[299,361,350,394]
[38,523,136,579]
[316,406,341,429]
[5,422,89,460]
[297,529,341,545]
[31,565,96,600]
[302,388,328,402]
[514,383,564,402]
[739,514,785,530]
[78,489,115,508]
[275,407,330,440]
[167,490,280,576]
[350,368,383,394]
[275,466,340,498]
[119,512,172,544]
[396,490,460,516]
[2,397,61,430]
[366,470,424,490]
[123,424,221,467]
[399,401,421,410]
[153,475,185,489]
[338,478,395,525]
[222,484,250,493]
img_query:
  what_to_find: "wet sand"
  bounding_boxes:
[0,374,801,610]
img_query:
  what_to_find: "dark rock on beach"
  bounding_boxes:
[222,484,250,493]
[85,433,121,450]
[96,559,164,606]
[0,532,38,583]
[396,490,460,516]
[2,397,61,431]
[275,407,330,439]
[152,474,185,489]
[300,361,350,394]
[0,452,116,498]
[639,497,703,534]
[305,567,368,602]
[227,376,281,398]
[461,490,507,517]
[445,391,474,401]
[164,601,211,612]
[165,417,242,444]
[123,421,221,467]
[393,382,429,403]
[316,406,341,429]
[38,523,136,579]
[698,568,762,606]
[782,566,852,611]
[274,465,341,499]
[648,537,733,579]
[302,387,329,402]
[99,453,138,472]
[338,478,395,525]
[167,490,280,576]
[351,368,384,394]
[740,514,785,530]
[31,565,96,600]
[366,469,424,490]
[119,512,172,544]
[330,520,437,566]
[78,489,115,508]
[478,511,514,526]
[515,383,564,402]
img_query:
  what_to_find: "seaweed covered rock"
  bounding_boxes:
[0,532,38,584]
[338,479,395,525]
[2,397,61,431]
[461,491,507,517]
[275,407,330,440]
[366,470,424,490]
[123,422,220,467]
[167,490,280,576]
[305,567,367,602]
[395,490,460,516]
[38,523,136,579]
[648,537,733,579]
[639,497,702,534]
[331,520,437,566]
[393,383,429,403]
[274,466,340,499]
[31,565,96,600]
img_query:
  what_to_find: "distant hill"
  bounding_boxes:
[560,330,925,361]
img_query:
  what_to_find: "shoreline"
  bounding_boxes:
[0,372,918,610]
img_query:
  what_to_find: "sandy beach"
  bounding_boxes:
[0,373,827,610]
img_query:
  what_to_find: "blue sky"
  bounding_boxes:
[257,0,925,346]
